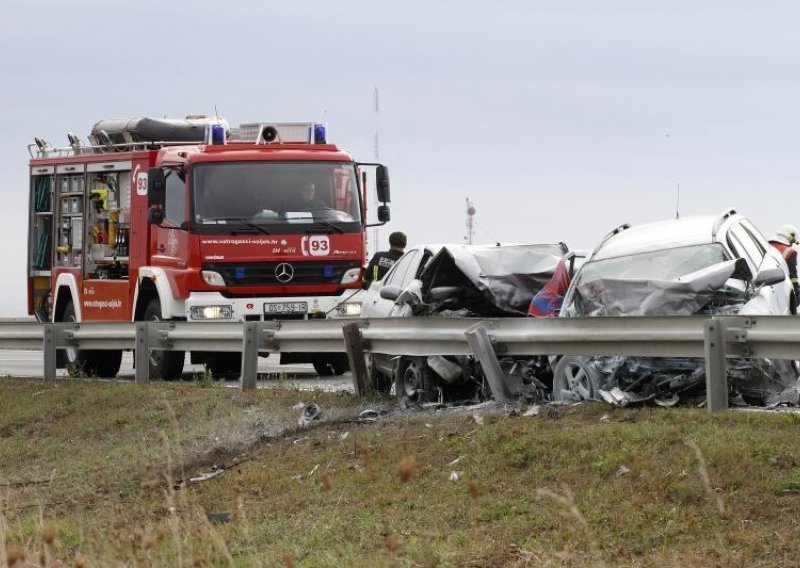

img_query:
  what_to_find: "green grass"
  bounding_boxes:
[2,378,800,566]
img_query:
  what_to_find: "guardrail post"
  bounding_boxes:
[343,322,369,396]
[135,322,151,384]
[704,318,728,412]
[43,323,56,381]
[240,322,259,391]
[465,323,514,403]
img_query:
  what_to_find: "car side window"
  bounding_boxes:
[414,249,434,279]
[384,250,419,287]
[740,221,767,256]
[729,225,764,270]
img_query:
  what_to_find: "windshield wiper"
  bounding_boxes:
[231,222,271,235]
[305,220,345,234]
[201,217,272,235]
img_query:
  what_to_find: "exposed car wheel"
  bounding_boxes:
[142,299,185,380]
[61,301,123,378]
[552,356,601,402]
[313,354,349,377]
[205,352,242,380]
[395,357,438,407]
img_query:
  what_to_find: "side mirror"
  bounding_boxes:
[147,167,165,207]
[395,280,423,307]
[731,257,753,282]
[376,165,390,203]
[148,207,164,226]
[753,266,786,287]
[379,285,402,301]
[377,204,390,223]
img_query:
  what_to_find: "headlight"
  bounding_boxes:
[336,302,362,317]
[341,268,360,285]
[202,271,226,286]
[190,305,233,320]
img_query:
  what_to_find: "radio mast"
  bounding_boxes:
[465,198,476,244]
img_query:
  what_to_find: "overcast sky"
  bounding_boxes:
[1,0,799,317]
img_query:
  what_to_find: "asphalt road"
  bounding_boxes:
[0,350,354,392]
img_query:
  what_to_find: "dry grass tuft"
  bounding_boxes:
[40,524,56,545]
[686,439,725,515]
[357,442,372,467]
[72,552,89,567]
[397,455,418,482]
[536,485,606,567]
[283,551,294,567]
[320,472,333,490]
[5,545,26,567]
[140,527,157,550]
[385,533,403,553]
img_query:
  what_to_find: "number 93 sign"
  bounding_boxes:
[134,164,148,196]
[301,235,330,257]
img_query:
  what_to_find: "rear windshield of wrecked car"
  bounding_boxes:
[576,243,730,284]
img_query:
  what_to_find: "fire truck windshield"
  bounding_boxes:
[191,162,362,233]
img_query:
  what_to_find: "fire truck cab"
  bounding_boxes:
[27,117,390,379]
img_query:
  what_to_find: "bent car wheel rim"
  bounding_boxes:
[403,364,422,399]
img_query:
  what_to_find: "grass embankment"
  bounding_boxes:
[1,378,800,566]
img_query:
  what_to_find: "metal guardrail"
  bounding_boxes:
[4,315,799,412]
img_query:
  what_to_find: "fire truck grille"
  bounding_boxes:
[202,261,361,287]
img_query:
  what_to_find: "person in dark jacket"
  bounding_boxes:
[362,231,407,289]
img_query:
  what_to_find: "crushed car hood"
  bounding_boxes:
[417,243,568,316]
[573,259,748,316]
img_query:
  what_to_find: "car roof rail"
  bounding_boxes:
[712,208,737,242]
[591,223,630,256]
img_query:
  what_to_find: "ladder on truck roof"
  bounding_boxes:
[29,120,324,159]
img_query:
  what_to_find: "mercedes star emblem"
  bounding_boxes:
[275,263,294,283]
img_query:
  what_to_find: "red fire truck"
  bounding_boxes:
[27,117,391,379]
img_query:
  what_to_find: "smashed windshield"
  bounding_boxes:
[191,162,361,233]
[578,244,729,282]
[562,243,748,316]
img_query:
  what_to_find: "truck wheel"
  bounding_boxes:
[142,299,185,380]
[395,357,438,407]
[205,352,242,380]
[61,301,122,378]
[313,354,349,377]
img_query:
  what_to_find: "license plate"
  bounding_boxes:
[264,301,308,314]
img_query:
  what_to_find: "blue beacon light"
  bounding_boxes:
[313,124,326,144]
[211,124,226,145]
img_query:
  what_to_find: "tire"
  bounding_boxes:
[205,352,241,380]
[142,299,185,380]
[61,301,122,378]
[551,355,602,402]
[395,357,438,407]
[313,354,349,377]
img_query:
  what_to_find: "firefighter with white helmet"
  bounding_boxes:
[768,224,799,299]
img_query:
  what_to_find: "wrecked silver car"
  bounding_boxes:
[553,209,798,406]
[378,243,573,406]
